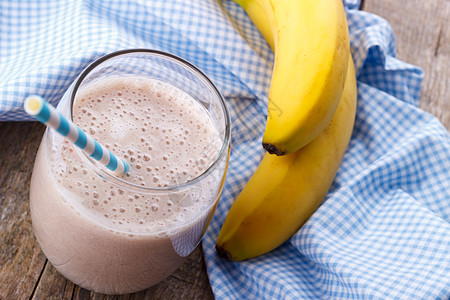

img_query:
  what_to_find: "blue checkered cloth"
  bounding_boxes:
[1,0,449,298]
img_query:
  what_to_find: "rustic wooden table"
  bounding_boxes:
[1,0,448,299]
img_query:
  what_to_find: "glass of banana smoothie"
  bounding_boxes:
[29,49,230,294]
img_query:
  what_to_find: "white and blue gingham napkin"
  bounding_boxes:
[1,0,449,299]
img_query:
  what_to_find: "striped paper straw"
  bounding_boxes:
[24,95,129,176]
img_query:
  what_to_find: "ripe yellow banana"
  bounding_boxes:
[216,57,357,261]
[234,0,350,155]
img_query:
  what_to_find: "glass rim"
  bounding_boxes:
[69,48,231,193]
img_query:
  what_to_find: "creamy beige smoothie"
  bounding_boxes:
[30,74,227,294]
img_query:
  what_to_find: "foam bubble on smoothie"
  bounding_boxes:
[52,76,222,233]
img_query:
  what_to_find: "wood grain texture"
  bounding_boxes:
[0,1,448,299]
[0,122,47,300]
[363,0,450,130]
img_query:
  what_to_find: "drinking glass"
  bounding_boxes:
[29,49,230,294]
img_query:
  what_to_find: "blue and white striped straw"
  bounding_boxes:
[24,95,129,176]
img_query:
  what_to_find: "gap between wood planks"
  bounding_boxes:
[30,260,48,299]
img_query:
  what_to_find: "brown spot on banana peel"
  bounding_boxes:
[216,245,233,261]
[262,142,285,156]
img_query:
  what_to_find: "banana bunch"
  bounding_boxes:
[216,0,356,261]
